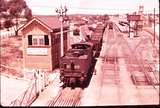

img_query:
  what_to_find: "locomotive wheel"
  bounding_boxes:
[65,78,70,86]
[80,76,85,87]
[70,82,75,89]
[66,78,75,87]
[80,81,84,87]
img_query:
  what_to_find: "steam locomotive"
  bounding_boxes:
[59,23,106,87]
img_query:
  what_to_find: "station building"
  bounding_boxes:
[20,15,69,73]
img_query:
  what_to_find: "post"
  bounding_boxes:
[60,16,64,57]
[153,8,155,44]
[135,21,138,36]
[15,17,18,36]
[34,70,39,96]
[0,20,2,36]
[55,5,68,57]
[129,20,130,38]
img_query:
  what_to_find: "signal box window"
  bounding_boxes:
[28,35,49,46]
[44,35,49,45]
[39,38,44,45]
[28,35,32,45]
[33,38,38,45]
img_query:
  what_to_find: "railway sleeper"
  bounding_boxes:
[131,74,159,86]
[131,74,149,85]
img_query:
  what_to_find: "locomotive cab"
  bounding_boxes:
[59,42,94,87]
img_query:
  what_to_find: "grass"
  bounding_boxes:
[0,36,23,78]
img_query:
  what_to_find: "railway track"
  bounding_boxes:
[101,25,123,86]
[48,87,82,106]
[120,36,159,92]
[112,23,159,90]
[102,47,120,85]
[133,38,159,90]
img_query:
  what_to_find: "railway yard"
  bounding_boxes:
[1,0,160,106]
[31,22,159,106]
[80,23,159,105]
[1,19,159,106]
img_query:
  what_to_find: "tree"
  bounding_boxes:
[7,0,32,35]
[4,19,14,31]
[0,0,7,29]
[24,7,32,21]
[0,0,7,17]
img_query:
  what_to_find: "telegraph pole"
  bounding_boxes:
[153,8,155,44]
[55,5,68,57]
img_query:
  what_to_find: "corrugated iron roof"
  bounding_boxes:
[20,15,69,32]
[34,15,61,29]
[35,15,69,29]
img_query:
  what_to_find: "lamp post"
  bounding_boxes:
[55,5,68,57]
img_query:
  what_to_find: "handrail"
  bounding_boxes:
[10,80,38,106]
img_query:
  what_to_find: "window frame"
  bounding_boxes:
[28,35,32,45]
[27,35,50,47]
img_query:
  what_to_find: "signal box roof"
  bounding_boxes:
[20,15,69,32]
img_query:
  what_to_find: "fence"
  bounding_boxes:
[10,79,38,106]
[1,64,49,106]
[9,69,49,106]
[0,24,24,37]
[0,29,15,37]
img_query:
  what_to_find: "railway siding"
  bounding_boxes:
[48,88,82,106]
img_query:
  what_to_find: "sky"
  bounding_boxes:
[25,0,159,15]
